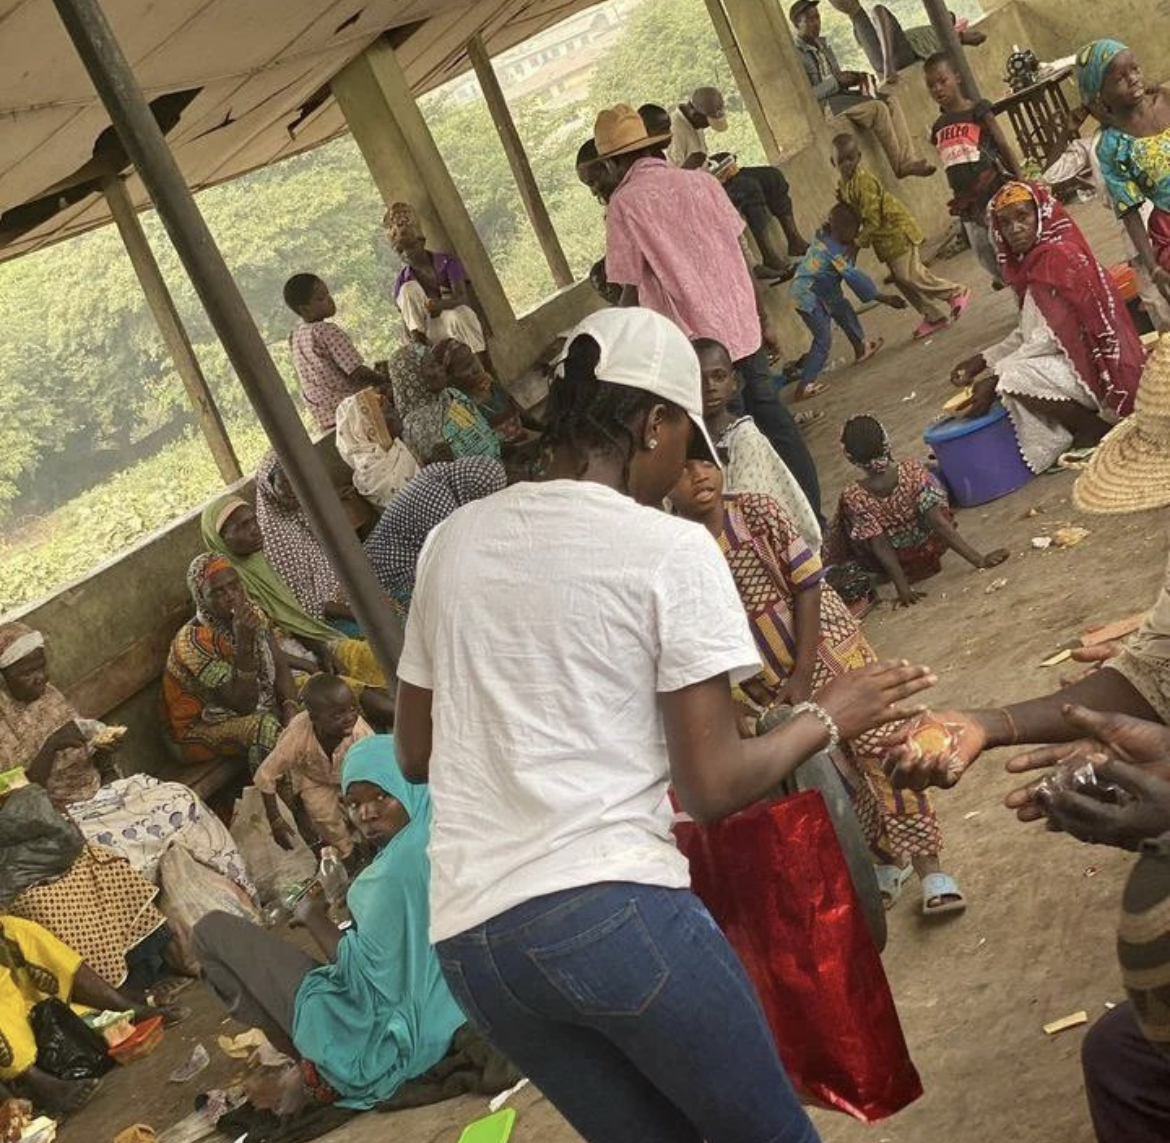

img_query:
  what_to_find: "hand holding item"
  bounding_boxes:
[884,709,989,791]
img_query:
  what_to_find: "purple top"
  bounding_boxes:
[394,251,468,301]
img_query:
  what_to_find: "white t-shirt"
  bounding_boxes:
[668,106,707,168]
[398,480,760,942]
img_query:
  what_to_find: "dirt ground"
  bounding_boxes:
[60,201,1168,1143]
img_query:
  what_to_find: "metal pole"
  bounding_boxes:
[923,0,982,102]
[101,173,242,485]
[53,0,403,677]
[466,34,574,289]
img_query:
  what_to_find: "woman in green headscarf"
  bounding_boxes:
[201,495,395,723]
[192,735,468,1110]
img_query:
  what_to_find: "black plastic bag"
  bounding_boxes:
[0,787,83,910]
[28,998,114,1080]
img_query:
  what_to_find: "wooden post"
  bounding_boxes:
[466,34,574,290]
[922,0,983,101]
[100,173,241,483]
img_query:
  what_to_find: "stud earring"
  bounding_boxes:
[648,439,659,450]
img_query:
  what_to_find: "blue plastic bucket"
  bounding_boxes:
[922,402,1034,507]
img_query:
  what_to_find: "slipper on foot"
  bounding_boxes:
[922,872,967,917]
[876,863,913,910]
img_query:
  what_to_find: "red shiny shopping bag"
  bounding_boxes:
[675,790,922,1123]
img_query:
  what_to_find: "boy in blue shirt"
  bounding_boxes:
[790,202,907,399]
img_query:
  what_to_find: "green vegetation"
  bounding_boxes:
[0,0,980,612]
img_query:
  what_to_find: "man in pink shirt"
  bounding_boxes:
[595,104,822,518]
[284,273,386,433]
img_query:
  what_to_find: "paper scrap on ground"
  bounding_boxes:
[217,1030,269,1059]
[985,578,1009,595]
[1031,536,1052,550]
[489,1077,530,1113]
[1051,526,1090,549]
[1040,649,1072,668]
[1043,1011,1088,1035]
[169,1043,210,1083]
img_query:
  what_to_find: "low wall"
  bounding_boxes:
[5,436,352,777]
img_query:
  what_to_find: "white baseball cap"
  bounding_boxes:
[560,307,721,465]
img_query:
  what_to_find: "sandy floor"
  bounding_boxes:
[59,202,1167,1143]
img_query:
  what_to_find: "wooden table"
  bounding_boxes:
[992,64,1076,170]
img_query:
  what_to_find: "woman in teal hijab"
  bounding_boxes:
[192,735,466,1110]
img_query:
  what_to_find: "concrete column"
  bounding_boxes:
[101,173,241,483]
[466,34,574,290]
[703,0,825,162]
[331,41,515,338]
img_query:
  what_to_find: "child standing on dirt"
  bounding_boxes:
[925,52,1021,284]
[670,457,966,917]
[834,414,1010,606]
[789,202,907,400]
[833,133,971,339]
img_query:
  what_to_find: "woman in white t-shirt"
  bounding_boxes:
[395,307,933,1143]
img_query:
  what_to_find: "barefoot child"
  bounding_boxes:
[789,202,908,399]
[253,674,372,859]
[925,52,1021,284]
[670,458,965,916]
[832,133,971,339]
[836,415,1009,606]
[694,336,821,549]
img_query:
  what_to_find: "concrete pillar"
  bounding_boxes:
[331,41,515,338]
[467,34,574,290]
[101,173,241,483]
[703,0,825,162]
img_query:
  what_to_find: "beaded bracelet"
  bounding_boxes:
[791,701,841,751]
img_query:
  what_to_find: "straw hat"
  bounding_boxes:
[594,103,672,159]
[1074,334,1170,515]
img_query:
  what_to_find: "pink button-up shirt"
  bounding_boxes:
[289,320,366,431]
[605,158,761,363]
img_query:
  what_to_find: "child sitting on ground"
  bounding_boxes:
[925,52,1021,285]
[253,674,372,861]
[694,336,822,550]
[832,133,971,340]
[835,414,1009,606]
[789,202,907,400]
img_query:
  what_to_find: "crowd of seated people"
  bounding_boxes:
[11,23,1170,1142]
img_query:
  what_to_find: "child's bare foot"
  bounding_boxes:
[899,159,937,179]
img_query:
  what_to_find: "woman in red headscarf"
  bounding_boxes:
[950,180,1143,473]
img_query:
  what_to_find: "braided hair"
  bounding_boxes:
[841,414,894,473]
[542,334,671,486]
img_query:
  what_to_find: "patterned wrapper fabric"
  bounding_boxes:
[675,790,922,1122]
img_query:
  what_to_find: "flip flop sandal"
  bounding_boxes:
[922,872,967,917]
[794,409,824,427]
[795,382,828,400]
[855,337,884,364]
[876,863,913,910]
[1057,447,1097,470]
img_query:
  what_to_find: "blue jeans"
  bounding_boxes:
[733,347,823,521]
[437,883,819,1143]
[797,289,865,390]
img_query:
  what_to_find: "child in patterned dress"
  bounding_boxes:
[670,456,966,916]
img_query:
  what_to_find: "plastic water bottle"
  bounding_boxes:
[318,846,350,924]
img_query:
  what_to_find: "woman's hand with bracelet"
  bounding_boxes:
[813,660,936,743]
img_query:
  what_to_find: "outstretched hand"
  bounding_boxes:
[884,709,990,791]
[815,660,936,743]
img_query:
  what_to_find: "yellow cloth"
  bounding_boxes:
[838,167,922,262]
[334,638,386,689]
[0,916,84,1080]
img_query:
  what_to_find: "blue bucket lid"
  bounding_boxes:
[923,401,1008,444]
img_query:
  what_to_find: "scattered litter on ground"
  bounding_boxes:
[1081,613,1146,646]
[901,390,918,402]
[1022,505,1044,518]
[217,1030,268,1060]
[1039,648,1072,668]
[1043,1011,1089,1036]
[1083,867,1100,879]
[113,1127,156,1143]
[489,1077,530,1113]
[963,811,981,820]
[1051,526,1090,549]
[985,578,1009,594]
[168,1043,209,1084]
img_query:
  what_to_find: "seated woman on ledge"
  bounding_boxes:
[384,202,487,356]
[0,915,180,1117]
[834,415,1009,606]
[0,620,253,895]
[202,496,395,726]
[950,181,1143,474]
[164,553,297,773]
[193,737,474,1112]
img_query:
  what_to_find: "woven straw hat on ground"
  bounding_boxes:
[1074,333,1170,515]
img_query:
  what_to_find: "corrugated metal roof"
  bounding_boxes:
[0,0,604,260]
